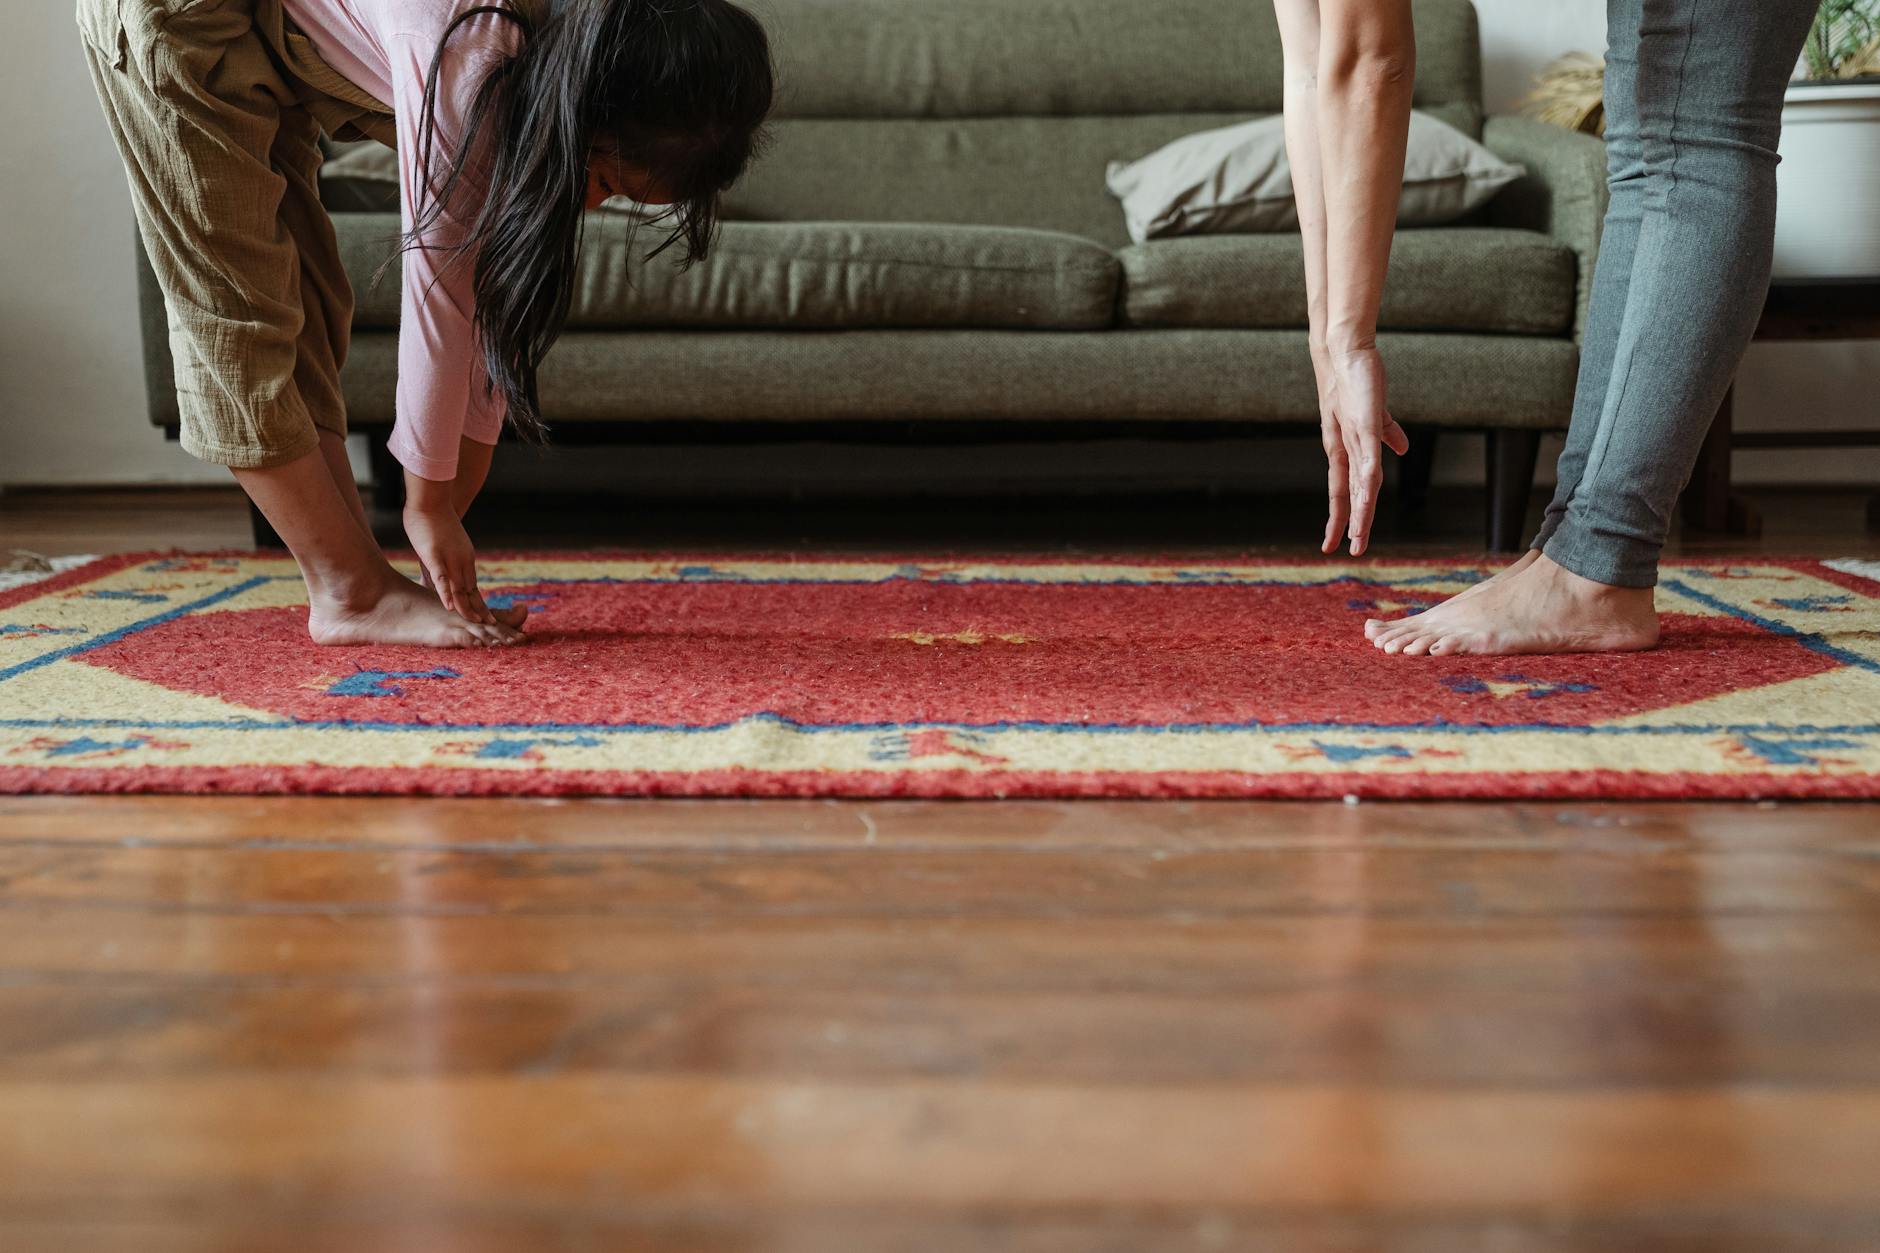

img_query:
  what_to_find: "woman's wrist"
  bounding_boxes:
[1323,326,1381,361]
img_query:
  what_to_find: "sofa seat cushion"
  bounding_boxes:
[1119,228,1576,334]
[336,330,1579,430]
[340,216,1120,332]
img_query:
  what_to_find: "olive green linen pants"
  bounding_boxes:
[78,0,352,468]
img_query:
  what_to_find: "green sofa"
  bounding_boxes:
[137,0,1608,549]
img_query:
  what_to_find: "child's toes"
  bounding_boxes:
[464,622,512,646]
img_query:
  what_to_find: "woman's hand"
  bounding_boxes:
[403,472,495,625]
[1312,342,1409,557]
[1276,0,1415,558]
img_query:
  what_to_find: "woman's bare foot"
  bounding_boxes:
[1365,549,1541,645]
[1371,553,1660,657]
[308,571,524,648]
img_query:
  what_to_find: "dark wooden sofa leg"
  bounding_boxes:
[367,430,405,510]
[1485,429,1541,554]
[1397,427,1437,517]
[1679,386,1762,536]
[248,498,285,550]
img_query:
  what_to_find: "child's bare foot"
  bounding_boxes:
[1372,553,1659,657]
[230,449,524,650]
[308,573,524,648]
[1366,549,1540,645]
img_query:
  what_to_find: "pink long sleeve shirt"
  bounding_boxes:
[282,0,522,481]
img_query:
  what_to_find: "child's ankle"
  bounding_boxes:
[302,557,399,612]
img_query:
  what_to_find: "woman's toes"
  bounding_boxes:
[1401,634,1435,657]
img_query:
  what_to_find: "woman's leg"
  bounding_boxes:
[1540,0,1819,586]
[1368,0,1646,644]
[1532,0,1646,553]
[1373,0,1818,656]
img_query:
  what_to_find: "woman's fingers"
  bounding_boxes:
[1325,466,1351,553]
[1324,458,1351,553]
[1382,413,1411,457]
[1339,422,1365,555]
[1345,423,1382,557]
[1321,420,1351,554]
[1348,416,1408,556]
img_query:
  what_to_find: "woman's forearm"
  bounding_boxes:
[1314,0,1414,354]
[1273,0,1332,360]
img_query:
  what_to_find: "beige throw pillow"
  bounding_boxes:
[1106,111,1527,244]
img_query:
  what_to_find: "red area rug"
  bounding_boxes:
[3,552,1878,798]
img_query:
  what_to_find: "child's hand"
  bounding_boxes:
[403,497,495,625]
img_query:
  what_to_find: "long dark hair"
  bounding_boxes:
[401,0,774,440]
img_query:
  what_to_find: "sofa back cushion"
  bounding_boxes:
[338,215,1122,332]
[726,0,1482,247]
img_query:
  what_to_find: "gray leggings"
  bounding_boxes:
[1532,0,1820,587]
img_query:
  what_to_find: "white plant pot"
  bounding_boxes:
[1772,81,1880,281]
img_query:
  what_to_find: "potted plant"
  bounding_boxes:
[1773,0,1880,279]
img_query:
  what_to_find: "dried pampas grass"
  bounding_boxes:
[1523,53,1606,136]
[1834,34,1880,78]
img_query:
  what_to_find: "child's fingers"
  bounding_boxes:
[461,582,494,625]
[452,558,493,624]
[434,564,468,620]
[434,575,461,619]
[419,560,447,610]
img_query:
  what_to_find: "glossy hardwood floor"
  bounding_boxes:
[2,485,1878,1252]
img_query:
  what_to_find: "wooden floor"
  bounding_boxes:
[3,486,1879,1251]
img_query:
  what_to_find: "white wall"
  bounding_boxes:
[1474,0,1607,119]
[1,0,1872,490]
[0,3,224,485]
